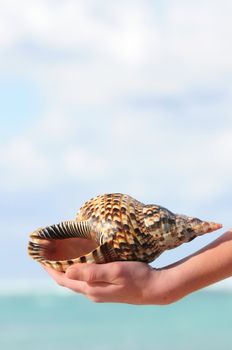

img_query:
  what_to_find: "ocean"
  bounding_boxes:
[0,285,232,350]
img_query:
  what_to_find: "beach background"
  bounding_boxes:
[0,0,232,349]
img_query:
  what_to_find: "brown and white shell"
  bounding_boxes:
[28,193,222,272]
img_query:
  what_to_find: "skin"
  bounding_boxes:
[43,229,232,305]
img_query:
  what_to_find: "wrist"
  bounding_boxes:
[148,265,186,305]
[164,265,187,303]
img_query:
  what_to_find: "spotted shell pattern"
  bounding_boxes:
[28,193,222,272]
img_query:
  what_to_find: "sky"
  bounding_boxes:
[0,0,232,282]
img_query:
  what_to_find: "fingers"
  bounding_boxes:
[83,283,121,303]
[43,265,121,301]
[42,262,149,303]
[43,265,88,294]
[43,265,65,286]
[61,278,89,294]
[65,262,121,284]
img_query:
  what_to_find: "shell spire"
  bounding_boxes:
[191,220,222,234]
[175,214,222,236]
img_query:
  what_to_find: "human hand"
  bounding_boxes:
[43,230,232,304]
[43,261,174,305]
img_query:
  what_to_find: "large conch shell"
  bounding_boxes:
[28,193,222,272]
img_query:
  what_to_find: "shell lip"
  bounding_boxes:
[28,227,99,265]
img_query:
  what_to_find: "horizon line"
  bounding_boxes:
[0,278,231,296]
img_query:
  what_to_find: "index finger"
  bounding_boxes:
[43,265,88,294]
[66,263,119,283]
[43,265,66,286]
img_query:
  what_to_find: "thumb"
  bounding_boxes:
[66,263,116,283]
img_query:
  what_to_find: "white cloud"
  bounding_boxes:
[0,136,52,191]
[0,111,111,191]
[0,0,231,202]
[0,0,231,102]
[32,110,78,142]
[1,108,232,210]
[64,147,108,179]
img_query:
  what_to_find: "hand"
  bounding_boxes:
[43,261,173,304]
[43,230,232,304]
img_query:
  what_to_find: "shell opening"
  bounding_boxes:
[28,221,98,263]
[29,237,98,261]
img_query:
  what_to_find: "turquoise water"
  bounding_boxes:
[1,291,231,350]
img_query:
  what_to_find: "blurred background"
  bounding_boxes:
[0,0,232,349]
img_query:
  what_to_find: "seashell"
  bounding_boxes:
[28,193,222,272]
